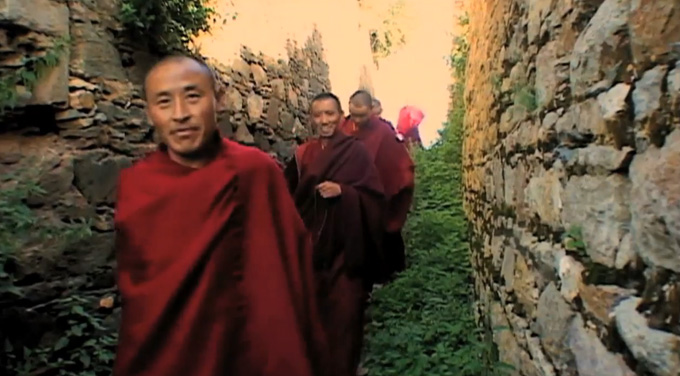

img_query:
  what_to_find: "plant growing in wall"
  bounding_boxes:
[0,37,70,115]
[120,0,215,55]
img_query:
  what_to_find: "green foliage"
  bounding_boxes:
[0,37,69,114]
[512,85,537,112]
[362,19,513,375]
[4,295,118,376]
[0,172,116,375]
[120,0,215,54]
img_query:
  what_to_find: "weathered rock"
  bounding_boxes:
[669,62,680,112]
[535,41,560,109]
[568,315,636,376]
[615,298,680,376]
[567,145,634,172]
[30,45,69,105]
[250,64,268,85]
[70,20,126,80]
[629,0,680,68]
[73,152,132,205]
[0,0,69,36]
[224,87,243,112]
[580,284,634,324]
[234,123,254,145]
[632,65,668,122]
[570,0,631,98]
[629,129,680,272]
[527,0,555,45]
[69,91,96,111]
[246,93,263,121]
[271,78,286,100]
[562,175,631,267]
[558,255,585,302]
[535,283,575,369]
[525,167,564,227]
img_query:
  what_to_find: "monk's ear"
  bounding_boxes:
[214,82,226,112]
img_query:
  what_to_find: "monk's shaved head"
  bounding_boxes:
[349,90,373,107]
[143,55,217,99]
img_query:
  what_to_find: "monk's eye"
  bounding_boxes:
[186,93,202,101]
[156,98,171,107]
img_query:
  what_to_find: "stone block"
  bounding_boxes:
[30,45,69,105]
[0,0,69,36]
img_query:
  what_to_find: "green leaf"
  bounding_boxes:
[54,336,69,351]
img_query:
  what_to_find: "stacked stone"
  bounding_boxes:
[464,0,680,374]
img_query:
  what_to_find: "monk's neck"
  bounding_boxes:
[166,137,221,169]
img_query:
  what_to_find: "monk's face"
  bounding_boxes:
[145,58,219,159]
[311,98,342,137]
[349,102,372,127]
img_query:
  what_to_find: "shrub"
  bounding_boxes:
[120,0,215,54]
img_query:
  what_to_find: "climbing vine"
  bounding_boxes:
[0,171,116,375]
[0,37,70,115]
[362,15,513,375]
[120,0,215,54]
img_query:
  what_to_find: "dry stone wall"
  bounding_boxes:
[464,0,680,375]
[0,0,329,344]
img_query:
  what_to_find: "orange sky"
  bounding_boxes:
[372,0,458,147]
[194,0,459,147]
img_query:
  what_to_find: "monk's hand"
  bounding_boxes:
[316,181,342,198]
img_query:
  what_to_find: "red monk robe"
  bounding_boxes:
[339,115,415,281]
[113,136,329,376]
[284,131,384,376]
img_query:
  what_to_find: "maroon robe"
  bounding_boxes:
[284,131,384,376]
[339,116,415,280]
[113,136,329,376]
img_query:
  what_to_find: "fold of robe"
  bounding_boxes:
[339,116,415,279]
[284,131,385,376]
[113,137,329,376]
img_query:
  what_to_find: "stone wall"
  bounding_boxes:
[195,0,376,105]
[464,0,680,375]
[0,0,329,347]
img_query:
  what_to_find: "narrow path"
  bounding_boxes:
[360,107,497,375]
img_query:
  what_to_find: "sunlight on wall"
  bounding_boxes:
[194,0,377,104]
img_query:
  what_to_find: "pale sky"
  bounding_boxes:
[372,0,457,147]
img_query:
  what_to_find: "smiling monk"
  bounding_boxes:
[113,55,328,376]
[284,92,385,376]
[339,90,415,282]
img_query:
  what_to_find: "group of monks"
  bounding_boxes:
[112,55,415,376]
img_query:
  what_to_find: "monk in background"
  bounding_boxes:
[284,92,385,376]
[371,98,394,129]
[396,105,424,148]
[339,90,415,283]
[113,55,328,376]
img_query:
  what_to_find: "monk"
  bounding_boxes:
[396,105,425,148]
[113,55,328,376]
[284,92,385,376]
[339,90,415,282]
[371,98,394,129]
